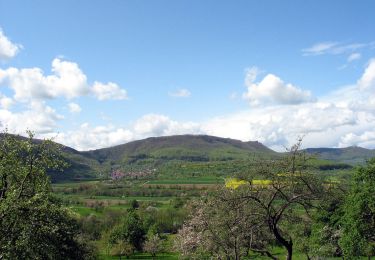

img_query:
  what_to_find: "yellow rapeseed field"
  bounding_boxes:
[225,178,272,189]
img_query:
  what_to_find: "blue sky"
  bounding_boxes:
[0,0,375,150]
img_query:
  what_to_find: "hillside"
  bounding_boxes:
[7,133,375,182]
[304,146,375,165]
[82,135,277,163]
[57,135,278,181]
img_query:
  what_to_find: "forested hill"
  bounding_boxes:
[9,133,372,181]
[304,146,375,165]
[50,135,277,181]
[82,135,277,163]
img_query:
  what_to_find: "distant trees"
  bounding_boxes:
[0,132,96,259]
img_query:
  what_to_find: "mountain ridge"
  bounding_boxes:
[2,133,374,181]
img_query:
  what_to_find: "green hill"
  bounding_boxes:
[304,146,375,165]
[8,133,373,182]
[82,135,277,163]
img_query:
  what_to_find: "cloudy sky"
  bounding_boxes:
[0,0,375,151]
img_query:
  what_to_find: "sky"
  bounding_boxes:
[0,0,375,151]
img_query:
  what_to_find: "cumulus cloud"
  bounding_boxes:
[51,123,134,151]
[168,88,191,98]
[0,101,63,134]
[243,73,315,106]
[49,114,202,150]
[339,131,375,148]
[68,102,82,113]
[0,58,127,101]
[31,59,375,151]
[0,29,22,62]
[92,82,128,100]
[133,114,200,137]
[201,102,359,151]
[0,93,13,109]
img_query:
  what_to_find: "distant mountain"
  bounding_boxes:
[5,133,375,182]
[304,146,375,165]
[82,135,278,163]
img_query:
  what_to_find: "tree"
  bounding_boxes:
[340,158,375,259]
[174,192,273,260]
[0,132,95,259]
[308,186,346,258]
[110,209,146,252]
[110,241,134,260]
[235,140,324,260]
[144,234,162,259]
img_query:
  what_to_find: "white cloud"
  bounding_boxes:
[243,73,315,106]
[0,93,13,109]
[92,81,128,100]
[168,88,191,98]
[3,54,375,152]
[302,42,339,56]
[339,131,375,148]
[0,101,63,134]
[201,102,358,151]
[51,123,134,151]
[302,41,372,56]
[357,58,375,90]
[68,102,82,113]
[0,58,127,101]
[347,52,361,62]
[50,114,201,150]
[244,66,261,86]
[0,29,22,62]
[133,113,201,137]
[32,59,375,151]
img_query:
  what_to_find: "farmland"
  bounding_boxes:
[52,152,355,259]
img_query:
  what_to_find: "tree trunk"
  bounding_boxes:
[285,245,292,260]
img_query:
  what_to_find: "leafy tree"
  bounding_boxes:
[308,187,346,258]
[175,190,276,260]
[0,132,96,259]
[110,209,146,252]
[110,240,134,260]
[235,140,324,260]
[176,140,324,260]
[340,158,375,259]
[144,234,162,259]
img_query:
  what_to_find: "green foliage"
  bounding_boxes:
[0,132,96,259]
[340,158,375,259]
[131,199,140,209]
[144,234,162,259]
[110,240,134,259]
[110,210,146,251]
[309,187,346,258]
